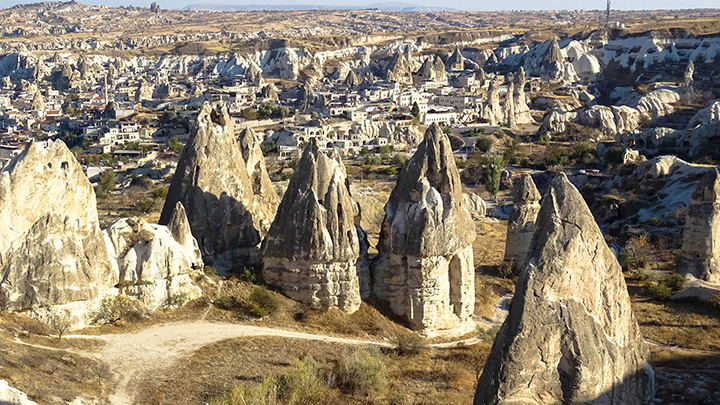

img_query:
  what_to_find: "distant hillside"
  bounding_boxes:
[182,2,457,11]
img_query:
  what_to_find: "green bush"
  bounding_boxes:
[477,325,500,344]
[538,135,550,146]
[248,287,279,318]
[336,348,387,396]
[605,147,624,165]
[209,376,279,405]
[475,137,494,152]
[278,357,329,405]
[493,129,505,139]
[391,153,408,166]
[648,283,673,300]
[93,295,142,325]
[662,273,687,292]
[377,166,398,175]
[643,217,662,227]
[620,235,650,271]
[391,331,423,356]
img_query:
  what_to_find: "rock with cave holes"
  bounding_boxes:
[372,123,475,337]
[159,102,276,269]
[262,140,368,313]
[474,173,655,405]
[503,174,541,269]
[677,168,720,283]
[0,140,116,314]
[104,215,202,310]
[0,140,101,253]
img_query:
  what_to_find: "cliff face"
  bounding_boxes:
[475,174,654,405]
[373,123,475,337]
[503,174,541,268]
[677,168,720,283]
[159,102,276,268]
[263,140,367,313]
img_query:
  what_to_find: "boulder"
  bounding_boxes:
[263,140,367,312]
[159,102,275,268]
[474,174,655,405]
[503,174,541,268]
[677,168,720,283]
[104,216,202,310]
[373,123,475,337]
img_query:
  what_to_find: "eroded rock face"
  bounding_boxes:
[263,140,366,313]
[104,216,202,310]
[475,174,654,405]
[238,127,280,230]
[373,123,475,337]
[0,380,37,405]
[159,102,274,268]
[503,174,541,268]
[1,213,116,311]
[677,168,720,283]
[0,140,100,253]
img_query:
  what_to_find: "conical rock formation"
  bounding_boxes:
[263,140,367,313]
[373,123,475,337]
[475,173,654,405]
[238,127,280,230]
[503,174,541,268]
[159,102,275,268]
[677,168,720,283]
[104,215,202,310]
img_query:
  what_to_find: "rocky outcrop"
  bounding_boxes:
[385,49,413,84]
[503,174,541,268]
[688,99,720,128]
[159,102,275,268]
[373,123,475,337]
[677,168,720,283]
[683,60,694,88]
[238,127,280,230]
[416,55,447,82]
[297,82,315,113]
[475,173,654,405]
[511,67,533,125]
[167,201,204,269]
[0,380,37,405]
[464,192,486,220]
[0,140,100,253]
[135,79,153,101]
[1,213,116,311]
[263,140,367,312]
[483,77,503,126]
[344,70,361,87]
[446,47,465,71]
[104,215,202,310]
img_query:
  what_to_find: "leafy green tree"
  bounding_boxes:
[168,137,183,153]
[483,154,503,198]
[475,137,493,153]
[243,107,259,120]
[99,169,117,192]
[411,102,420,118]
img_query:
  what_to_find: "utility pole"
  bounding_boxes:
[606,0,611,26]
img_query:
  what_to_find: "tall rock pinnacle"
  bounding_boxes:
[372,123,476,337]
[475,173,654,405]
[503,174,541,269]
[262,140,367,313]
[159,102,276,268]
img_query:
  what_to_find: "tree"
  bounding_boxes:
[483,154,503,198]
[411,102,420,118]
[49,309,72,339]
[168,137,183,153]
[475,137,494,153]
[71,146,83,157]
[99,169,118,192]
[243,107,259,120]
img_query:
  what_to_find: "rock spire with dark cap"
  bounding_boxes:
[262,139,367,313]
[503,174,541,268]
[475,173,655,405]
[372,123,475,337]
[677,167,720,283]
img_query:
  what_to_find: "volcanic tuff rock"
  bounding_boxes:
[104,215,202,310]
[463,192,486,220]
[159,102,274,268]
[373,123,475,337]
[0,140,100,253]
[238,127,280,227]
[446,47,465,71]
[475,174,654,405]
[263,140,367,312]
[0,380,37,405]
[0,213,116,311]
[677,168,720,283]
[483,77,503,126]
[503,174,541,268]
[167,201,204,268]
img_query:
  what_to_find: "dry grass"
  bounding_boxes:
[473,219,507,269]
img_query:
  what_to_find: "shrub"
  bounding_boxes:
[214,295,236,310]
[210,376,279,405]
[477,324,500,344]
[336,348,387,396]
[48,308,73,339]
[391,331,423,356]
[620,235,650,271]
[391,153,408,166]
[134,198,155,213]
[248,287,279,318]
[493,129,505,139]
[605,147,624,165]
[647,283,673,300]
[643,217,662,227]
[278,356,329,405]
[475,137,493,152]
[238,266,258,283]
[708,294,720,309]
[662,273,687,292]
[94,295,142,325]
[538,135,550,146]
[377,166,398,175]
